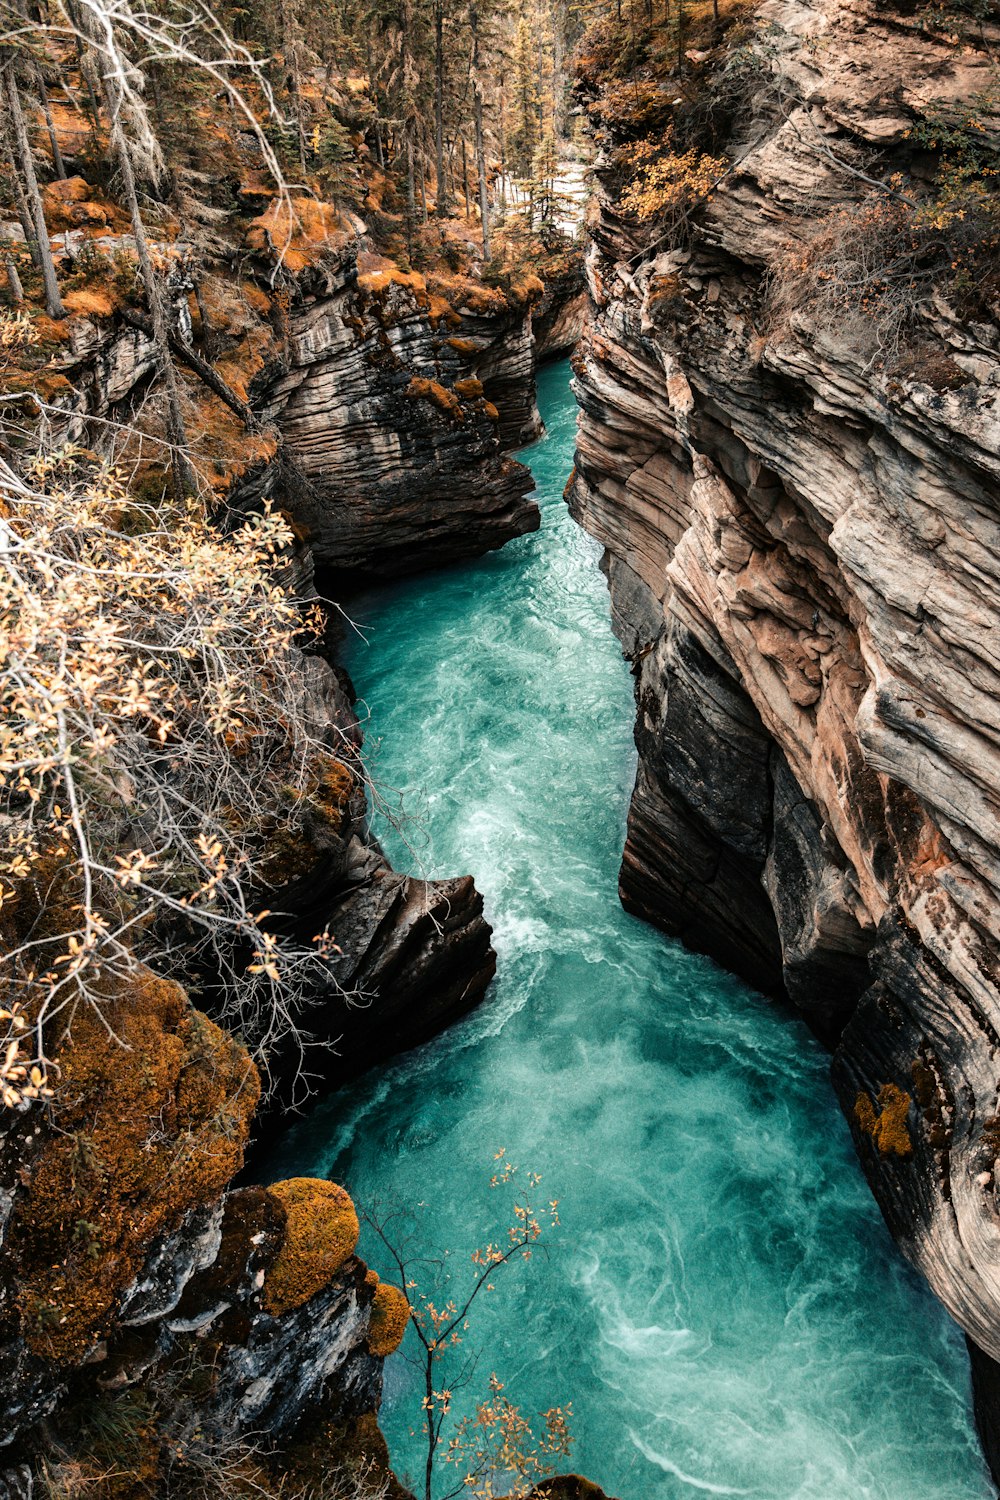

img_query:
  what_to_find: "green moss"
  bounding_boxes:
[262,1178,359,1315]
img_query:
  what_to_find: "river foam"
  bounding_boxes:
[264,363,993,1500]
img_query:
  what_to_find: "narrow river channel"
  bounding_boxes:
[264,362,992,1500]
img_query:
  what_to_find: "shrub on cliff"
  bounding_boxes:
[0,444,355,1105]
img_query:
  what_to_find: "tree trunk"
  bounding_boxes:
[471,7,490,259]
[5,248,23,303]
[462,135,471,218]
[498,94,507,220]
[35,66,67,180]
[1,57,64,316]
[405,130,416,258]
[0,111,42,270]
[434,0,448,214]
[102,68,192,496]
[552,2,565,139]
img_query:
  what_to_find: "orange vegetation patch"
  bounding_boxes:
[426,271,509,317]
[427,293,462,330]
[454,376,483,399]
[32,314,73,345]
[262,1178,359,1315]
[42,175,115,232]
[406,375,463,420]
[3,369,74,403]
[366,1281,409,1357]
[181,374,279,496]
[63,287,119,321]
[245,196,351,273]
[854,1083,913,1159]
[356,256,430,312]
[40,101,93,159]
[8,968,260,1361]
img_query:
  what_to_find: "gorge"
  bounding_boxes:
[2,0,1000,1493]
[265,362,994,1498]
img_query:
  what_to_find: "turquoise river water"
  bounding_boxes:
[265,362,994,1499]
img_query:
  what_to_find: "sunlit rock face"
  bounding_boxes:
[569,0,1000,1466]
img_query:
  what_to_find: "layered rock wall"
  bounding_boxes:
[259,254,543,582]
[570,0,1000,1461]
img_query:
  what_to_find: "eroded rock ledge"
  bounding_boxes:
[259,251,543,583]
[570,0,1000,1470]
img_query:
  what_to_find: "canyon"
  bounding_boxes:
[3,0,1000,1489]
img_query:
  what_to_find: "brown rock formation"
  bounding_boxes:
[570,0,1000,1469]
[259,254,542,583]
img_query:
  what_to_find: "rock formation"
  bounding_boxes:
[0,969,410,1494]
[259,250,544,583]
[0,138,587,1499]
[570,0,1000,1472]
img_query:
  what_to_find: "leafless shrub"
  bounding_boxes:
[0,443,362,1106]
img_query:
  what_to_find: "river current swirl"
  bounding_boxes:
[264,362,992,1500]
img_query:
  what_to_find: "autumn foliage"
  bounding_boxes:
[0,445,350,1104]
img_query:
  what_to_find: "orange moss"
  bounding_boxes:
[262,1178,359,1316]
[32,314,72,345]
[245,196,350,272]
[854,1083,913,1158]
[406,375,463,420]
[427,293,463,330]
[446,336,480,355]
[241,280,273,317]
[507,271,545,305]
[3,369,73,402]
[179,373,279,496]
[484,400,500,422]
[426,271,509,316]
[8,968,260,1361]
[454,376,484,399]
[366,1281,409,1357]
[63,287,119,321]
[311,756,355,822]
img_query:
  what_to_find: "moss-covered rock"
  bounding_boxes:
[366,1281,409,1357]
[7,968,260,1362]
[262,1178,360,1315]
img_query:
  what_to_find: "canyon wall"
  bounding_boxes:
[570,0,1000,1464]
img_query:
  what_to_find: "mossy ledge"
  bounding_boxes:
[262,1177,361,1316]
[6,967,260,1363]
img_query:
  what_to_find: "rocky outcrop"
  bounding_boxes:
[570,0,1000,1471]
[259,252,542,583]
[0,972,409,1494]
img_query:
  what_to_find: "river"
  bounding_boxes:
[264,361,992,1500]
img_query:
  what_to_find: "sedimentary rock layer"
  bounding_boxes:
[260,255,542,581]
[570,0,1000,1463]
